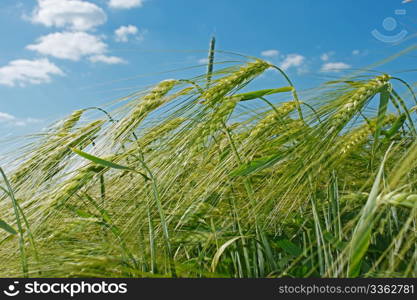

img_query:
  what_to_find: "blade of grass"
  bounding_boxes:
[0,219,17,235]
[71,148,150,181]
[348,144,393,277]
[371,88,389,168]
[0,167,28,277]
[211,236,245,272]
[236,87,293,101]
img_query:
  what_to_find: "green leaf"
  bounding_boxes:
[230,153,281,177]
[236,87,293,101]
[211,236,244,272]
[348,147,391,277]
[71,148,133,171]
[0,185,10,196]
[373,88,390,149]
[71,148,150,181]
[390,89,417,136]
[383,114,406,140]
[260,232,278,271]
[0,219,17,235]
[276,239,302,256]
[75,209,97,219]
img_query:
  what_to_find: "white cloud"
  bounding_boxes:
[0,112,16,122]
[296,64,310,75]
[320,62,351,73]
[115,25,140,42]
[280,54,305,71]
[30,0,107,31]
[261,49,279,57]
[89,55,126,64]
[198,58,209,64]
[352,49,369,56]
[108,0,144,9]
[15,118,42,127]
[0,58,64,87]
[27,31,107,61]
[0,112,42,127]
[320,51,335,62]
[27,32,126,64]
[320,53,329,61]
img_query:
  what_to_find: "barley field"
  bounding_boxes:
[0,51,417,278]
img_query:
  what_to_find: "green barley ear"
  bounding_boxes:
[330,74,391,130]
[114,79,178,141]
[379,191,417,208]
[51,164,105,209]
[201,60,270,104]
[249,101,299,139]
[140,117,186,149]
[192,95,242,150]
[209,95,242,131]
[41,120,105,176]
[57,110,84,136]
[338,114,396,157]
[206,36,216,88]
[10,119,103,186]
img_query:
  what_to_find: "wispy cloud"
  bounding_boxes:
[0,58,64,87]
[29,0,107,31]
[261,49,279,58]
[320,62,351,73]
[108,0,144,9]
[89,55,126,64]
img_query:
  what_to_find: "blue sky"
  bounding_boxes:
[0,0,416,137]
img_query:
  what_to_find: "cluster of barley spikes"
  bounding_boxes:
[1,55,417,278]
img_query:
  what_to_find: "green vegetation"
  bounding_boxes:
[0,53,417,278]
